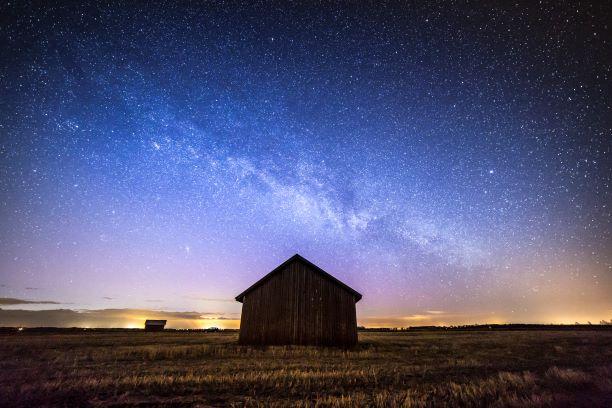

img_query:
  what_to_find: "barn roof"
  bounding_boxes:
[144,320,166,325]
[235,254,362,303]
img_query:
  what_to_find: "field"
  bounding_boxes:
[1,330,611,407]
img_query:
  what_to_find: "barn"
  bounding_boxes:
[235,254,362,347]
[144,319,166,331]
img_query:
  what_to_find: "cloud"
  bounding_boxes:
[0,308,240,329]
[358,310,461,327]
[188,297,235,303]
[25,287,39,290]
[358,310,518,328]
[102,297,113,300]
[0,298,62,306]
[401,314,431,321]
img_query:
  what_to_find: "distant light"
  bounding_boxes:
[488,169,494,174]
[18,327,23,331]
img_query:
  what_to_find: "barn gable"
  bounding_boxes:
[235,254,362,303]
[144,319,166,331]
[235,254,361,346]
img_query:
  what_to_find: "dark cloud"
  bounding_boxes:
[0,308,240,328]
[0,298,61,305]
[102,297,113,300]
[24,287,39,290]
[199,311,239,316]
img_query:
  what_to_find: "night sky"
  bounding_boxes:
[1,1,610,328]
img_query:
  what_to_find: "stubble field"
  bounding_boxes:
[1,330,610,407]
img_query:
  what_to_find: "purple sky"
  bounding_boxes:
[1,1,610,328]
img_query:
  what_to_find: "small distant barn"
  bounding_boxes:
[144,320,166,331]
[235,254,362,347]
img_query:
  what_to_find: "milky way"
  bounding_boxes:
[0,1,610,327]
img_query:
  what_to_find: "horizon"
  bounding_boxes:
[4,320,612,330]
[3,308,611,330]
[1,300,609,330]
[1,2,610,329]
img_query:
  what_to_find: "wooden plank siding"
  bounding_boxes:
[238,258,359,347]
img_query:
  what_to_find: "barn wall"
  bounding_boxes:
[238,260,358,346]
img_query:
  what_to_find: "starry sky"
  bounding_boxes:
[0,1,610,328]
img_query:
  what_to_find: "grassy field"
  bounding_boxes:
[1,330,610,407]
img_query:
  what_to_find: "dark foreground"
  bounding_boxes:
[1,330,610,407]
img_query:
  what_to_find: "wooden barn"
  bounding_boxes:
[144,319,166,331]
[235,254,362,347]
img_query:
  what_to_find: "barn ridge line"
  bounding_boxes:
[234,254,362,303]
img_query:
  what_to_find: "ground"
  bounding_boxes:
[1,330,610,407]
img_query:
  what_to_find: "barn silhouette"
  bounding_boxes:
[235,254,362,346]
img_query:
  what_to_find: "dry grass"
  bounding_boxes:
[1,330,610,407]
